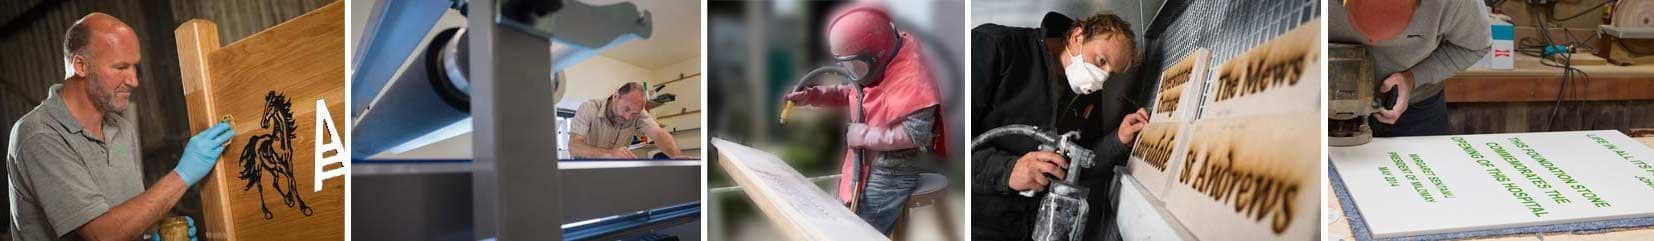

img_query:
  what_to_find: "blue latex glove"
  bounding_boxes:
[148,216,198,241]
[186,216,197,241]
[175,122,234,186]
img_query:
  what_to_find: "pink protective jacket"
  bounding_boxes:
[794,33,948,205]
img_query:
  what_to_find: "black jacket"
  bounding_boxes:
[969,12,1138,241]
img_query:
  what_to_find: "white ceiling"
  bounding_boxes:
[350,0,700,69]
[589,0,702,69]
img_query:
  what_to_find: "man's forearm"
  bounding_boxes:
[1408,44,1487,87]
[568,141,611,158]
[78,173,188,241]
[649,130,685,158]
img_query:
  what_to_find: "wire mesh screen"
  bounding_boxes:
[1152,0,1317,70]
[1141,0,1318,117]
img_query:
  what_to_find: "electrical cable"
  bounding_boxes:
[1515,6,1588,131]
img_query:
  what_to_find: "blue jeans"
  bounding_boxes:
[856,167,921,234]
[1372,91,1451,137]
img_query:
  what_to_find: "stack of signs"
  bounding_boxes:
[1126,20,1323,241]
[1128,48,1207,199]
[175,2,346,240]
[1330,130,1654,239]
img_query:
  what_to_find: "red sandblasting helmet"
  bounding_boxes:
[827,3,902,86]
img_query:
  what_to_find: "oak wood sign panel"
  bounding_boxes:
[710,138,890,241]
[174,1,345,241]
[1129,48,1209,200]
[1162,19,1321,241]
[1127,19,1322,241]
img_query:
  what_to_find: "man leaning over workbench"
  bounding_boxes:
[7,13,231,241]
[1333,0,1491,136]
[970,12,1149,240]
[568,82,687,159]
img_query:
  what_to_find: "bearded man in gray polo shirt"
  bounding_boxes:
[1332,0,1491,136]
[7,13,233,241]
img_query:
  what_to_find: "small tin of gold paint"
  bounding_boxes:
[160,216,189,241]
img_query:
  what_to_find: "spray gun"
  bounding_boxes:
[778,66,874,210]
[779,67,855,124]
[973,125,1095,241]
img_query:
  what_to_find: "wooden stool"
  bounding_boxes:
[892,173,959,241]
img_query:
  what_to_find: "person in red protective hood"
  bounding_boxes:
[782,3,948,234]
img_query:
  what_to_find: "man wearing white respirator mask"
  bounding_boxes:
[969,11,1148,240]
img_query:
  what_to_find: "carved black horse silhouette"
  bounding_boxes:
[238,91,313,219]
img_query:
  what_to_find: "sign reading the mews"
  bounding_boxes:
[1330,130,1654,239]
[1126,20,1322,241]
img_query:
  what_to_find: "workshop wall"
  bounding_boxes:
[1491,1,1611,52]
[0,0,330,233]
[560,55,655,110]
[651,58,704,156]
[0,0,170,164]
[1496,0,1608,28]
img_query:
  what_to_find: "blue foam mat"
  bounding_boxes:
[1328,163,1654,241]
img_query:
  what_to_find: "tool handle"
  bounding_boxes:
[779,101,795,124]
[1018,145,1063,197]
[1377,82,1400,111]
[1019,174,1063,197]
[781,66,849,124]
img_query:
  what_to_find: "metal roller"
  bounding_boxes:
[353,27,476,158]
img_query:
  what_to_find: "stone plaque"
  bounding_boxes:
[1330,130,1654,238]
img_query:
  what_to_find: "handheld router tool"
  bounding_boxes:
[1328,43,1396,146]
[973,125,1095,241]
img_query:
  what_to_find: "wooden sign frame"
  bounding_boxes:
[174,1,345,240]
[711,138,889,241]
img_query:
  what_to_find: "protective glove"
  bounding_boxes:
[784,85,853,107]
[175,122,234,186]
[844,123,918,151]
[185,216,197,241]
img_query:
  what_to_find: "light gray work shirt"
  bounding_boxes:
[7,84,145,241]
[1329,0,1491,104]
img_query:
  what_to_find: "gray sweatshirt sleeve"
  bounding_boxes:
[1408,0,1491,88]
[900,106,938,152]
